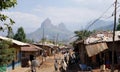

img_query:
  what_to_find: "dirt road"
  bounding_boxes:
[36,56,55,72]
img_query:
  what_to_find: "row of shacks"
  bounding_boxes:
[74,31,120,70]
[0,36,61,71]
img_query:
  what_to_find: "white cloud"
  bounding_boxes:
[1,0,115,33]
[71,0,115,11]
[71,0,84,2]
[71,0,114,4]
[2,12,42,33]
[34,6,102,25]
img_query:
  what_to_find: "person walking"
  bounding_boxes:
[61,59,67,72]
[54,59,58,72]
[64,52,67,63]
[31,57,40,72]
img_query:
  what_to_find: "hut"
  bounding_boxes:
[0,36,29,71]
[34,43,54,56]
[75,31,120,70]
[21,44,42,67]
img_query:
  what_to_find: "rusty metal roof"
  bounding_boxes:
[85,31,120,44]
[21,44,42,51]
[86,42,108,57]
[0,36,29,46]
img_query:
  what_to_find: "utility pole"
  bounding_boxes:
[112,0,117,72]
[55,33,59,46]
[42,23,45,45]
[42,23,45,62]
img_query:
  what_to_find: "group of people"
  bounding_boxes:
[27,50,77,72]
[54,50,76,72]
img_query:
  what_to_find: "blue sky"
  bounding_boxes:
[2,0,116,33]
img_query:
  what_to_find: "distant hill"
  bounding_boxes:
[86,20,114,31]
[27,18,73,42]
[0,19,116,42]
[97,23,114,30]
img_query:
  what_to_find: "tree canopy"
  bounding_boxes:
[0,0,17,31]
[0,0,17,10]
[13,27,34,43]
[74,30,92,41]
[14,27,26,42]
[0,40,15,66]
[0,0,17,69]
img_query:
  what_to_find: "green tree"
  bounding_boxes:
[0,0,17,31]
[6,26,14,38]
[73,30,92,52]
[0,40,15,66]
[0,0,17,71]
[0,0,17,10]
[74,30,92,41]
[14,27,26,42]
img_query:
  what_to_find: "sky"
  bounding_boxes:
[2,0,117,33]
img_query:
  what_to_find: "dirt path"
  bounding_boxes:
[36,56,55,72]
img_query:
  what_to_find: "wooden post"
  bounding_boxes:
[111,0,117,72]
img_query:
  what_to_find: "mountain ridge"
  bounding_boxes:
[86,20,114,31]
[27,18,73,42]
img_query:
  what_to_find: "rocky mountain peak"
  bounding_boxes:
[58,23,67,31]
[41,18,53,28]
[27,18,73,42]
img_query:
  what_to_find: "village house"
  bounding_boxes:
[21,44,42,67]
[75,31,120,70]
[34,43,56,56]
[0,36,29,71]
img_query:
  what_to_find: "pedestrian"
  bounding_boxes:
[66,51,69,65]
[61,59,67,72]
[28,60,31,67]
[54,59,58,72]
[30,55,34,62]
[64,52,67,63]
[31,57,40,72]
[43,51,47,61]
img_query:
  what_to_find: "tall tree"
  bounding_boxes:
[0,0,17,10]
[0,0,17,31]
[0,40,15,66]
[6,26,14,38]
[73,30,93,53]
[74,30,92,41]
[0,1,17,71]
[14,27,26,42]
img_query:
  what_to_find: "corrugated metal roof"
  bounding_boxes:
[85,31,120,44]
[0,36,29,46]
[86,42,108,57]
[82,31,120,57]
[35,43,56,48]
[21,44,42,51]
